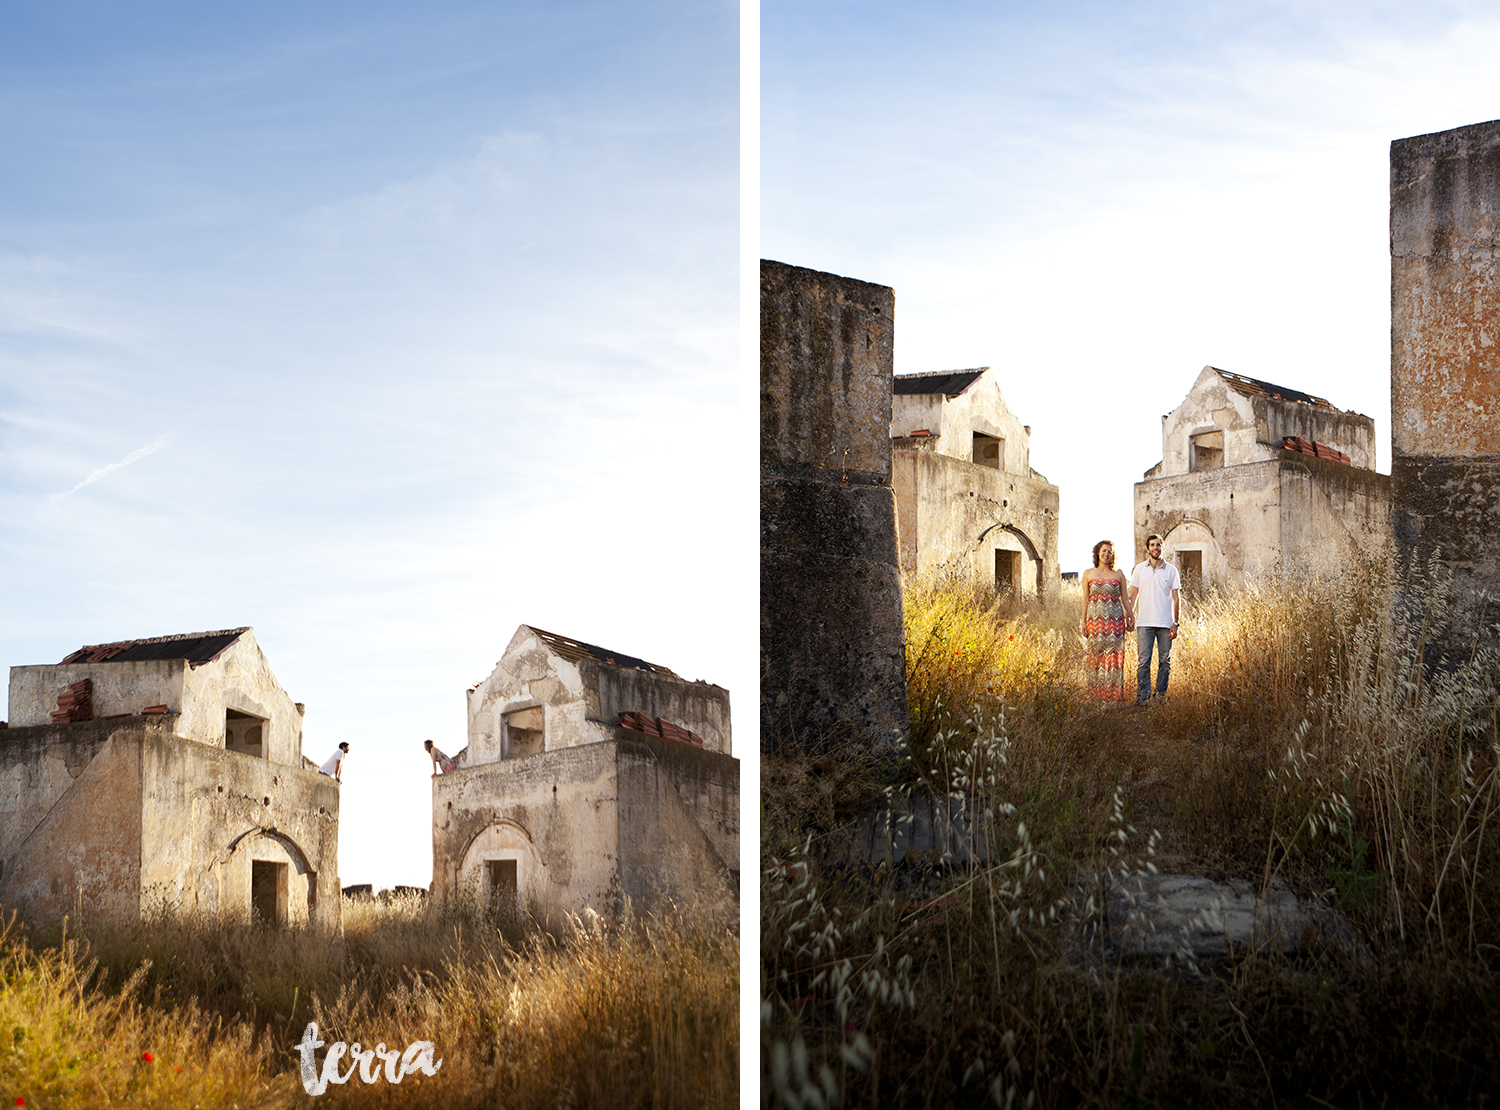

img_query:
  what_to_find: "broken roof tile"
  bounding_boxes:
[617,711,705,747]
[528,626,677,677]
[59,628,249,668]
[893,369,987,398]
[1214,368,1334,409]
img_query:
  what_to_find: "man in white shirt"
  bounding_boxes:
[1126,534,1181,705]
[318,742,349,783]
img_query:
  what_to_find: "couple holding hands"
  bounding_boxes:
[1079,534,1182,705]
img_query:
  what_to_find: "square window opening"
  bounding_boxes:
[1191,431,1224,472]
[503,707,545,759]
[972,432,1003,470]
[226,708,268,758]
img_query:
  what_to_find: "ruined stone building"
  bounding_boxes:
[1390,119,1500,661]
[1134,366,1391,592]
[430,624,737,923]
[761,260,908,749]
[1,628,340,928]
[890,368,1061,596]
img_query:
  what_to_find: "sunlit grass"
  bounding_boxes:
[764,564,1500,1108]
[3,893,737,1109]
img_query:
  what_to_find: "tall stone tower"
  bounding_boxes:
[1390,119,1500,661]
[760,260,908,749]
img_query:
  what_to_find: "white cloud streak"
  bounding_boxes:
[52,433,172,498]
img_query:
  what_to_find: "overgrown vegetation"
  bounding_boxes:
[763,565,1500,1108]
[2,892,737,1108]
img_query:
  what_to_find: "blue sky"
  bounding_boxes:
[0,1,744,890]
[762,0,1500,572]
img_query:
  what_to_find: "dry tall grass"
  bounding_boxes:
[3,893,737,1109]
[763,565,1500,1108]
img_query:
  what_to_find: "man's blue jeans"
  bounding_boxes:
[1137,627,1172,703]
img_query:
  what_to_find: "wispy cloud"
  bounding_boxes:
[52,434,172,498]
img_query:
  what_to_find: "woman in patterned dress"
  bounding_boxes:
[1080,540,1133,701]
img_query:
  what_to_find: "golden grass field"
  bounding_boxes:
[763,563,1500,1108]
[0,891,738,1109]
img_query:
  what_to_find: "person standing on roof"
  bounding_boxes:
[318,742,349,783]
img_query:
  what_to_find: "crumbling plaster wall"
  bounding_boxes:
[0,719,153,921]
[9,661,184,728]
[432,741,620,925]
[466,627,593,764]
[1390,119,1500,658]
[890,448,1059,592]
[580,660,731,755]
[1278,457,1392,575]
[615,737,738,914]
[761,260,908,748]
[1136,459,1283,590]
[177,633,305,767]
[1155,366,1376,478]
[889,373,1032,475]
[1256,399,1376,470]
[0,719,338,927]
[138,731,340,928]
[6,631,305,768]
[1135,455,1391,591]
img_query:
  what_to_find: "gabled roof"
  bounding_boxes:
[526,626,678,677]
[893,368,987,398]
[59,628,249,668]
[1212,367,1333,409]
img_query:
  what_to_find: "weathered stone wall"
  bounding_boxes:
[1136,459,1282,590]
[1255,398,1376,471]
[580,660,731,755]
[1136,455,1391,592]
[138,731,340,928]
[1278,455,1392,577]
[9,661,184,728]
[761,260,908,748]
[1155,366,1376,478]
[616,737,738,913]
[466,626,594,763]
[0,718,153,921]
[465,626,731,763]
[7,630,306,769]
[1391,119,1500,659]
[890,448,1060,593]
[431,737,738,924]
[178,632,305,768]
[889,371,1033,476]
[432,741,621,924]
[0,718,340,927]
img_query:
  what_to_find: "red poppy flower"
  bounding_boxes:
[141,1052,154,1063]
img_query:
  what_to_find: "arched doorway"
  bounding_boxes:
[975,522,1044,599]
[1162,518,1222,596]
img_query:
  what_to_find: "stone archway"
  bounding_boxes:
[1162,518,1223,595]
[975,522,1045,599]
[456,819,548,923]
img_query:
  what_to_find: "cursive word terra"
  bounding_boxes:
[297,1022,443,1095]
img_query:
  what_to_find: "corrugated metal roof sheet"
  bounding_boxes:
[59,628,249,668]
[1214,368,1333,409]
[893,369,986,397]
[526,626,678,676]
